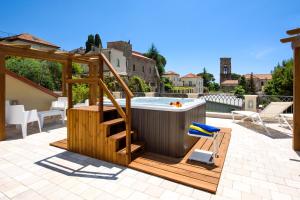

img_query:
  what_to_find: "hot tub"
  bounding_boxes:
[104,97,206,157]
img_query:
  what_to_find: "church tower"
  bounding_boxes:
[220,57,232,84]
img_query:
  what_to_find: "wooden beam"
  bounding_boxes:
[280,35,299,43]
[88,63,97,105]
[293,47,300,150]
[98,79,126,119]
[100,53,133,97]
[0,43,91,64]
[66,58,73,109]
[62,62,67,96]
[287,28,300,35]
[66,78,99,84]
[98,57,104,122]
[0,53,5,141]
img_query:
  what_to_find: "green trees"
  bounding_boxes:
[231,73,241,80]
[6,57,62,91]
[161,77,173,92]
[264,59,293,96]
[197,68,219,92]
[238,75,248,93]
[85,34,102,53]
[128,76,150,92]
[94,34,102,49]
[248,72,256,94]
[144,44,166,76]
[234,85,246,97]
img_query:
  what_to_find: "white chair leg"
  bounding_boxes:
[21,123,27,138]
[232,113,235,123]
[258,116,270,135]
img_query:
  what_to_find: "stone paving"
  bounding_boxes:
[0,118,299,200]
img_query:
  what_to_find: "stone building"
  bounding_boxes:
[244,74,272,92]
[107,41,160,91]
[220,57,238,91]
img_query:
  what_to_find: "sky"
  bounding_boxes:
[0,0,299,82]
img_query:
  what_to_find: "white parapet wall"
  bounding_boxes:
[5,72,59,111]
[244,95,258,112]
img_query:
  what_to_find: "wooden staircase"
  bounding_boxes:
[101,107,144,165]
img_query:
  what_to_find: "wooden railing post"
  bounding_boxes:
[62,62,67,96]
[89,63,97,105]
[293,47,300,150]
[0,53,6,141]
[126,95,132,164]
[98,56,104,122]
[66,58,73,109]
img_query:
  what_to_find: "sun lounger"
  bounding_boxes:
[279,113,293,130]
[232,102,293,134]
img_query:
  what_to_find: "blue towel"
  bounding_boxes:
[192,122,220,133]
[188,129,213,137]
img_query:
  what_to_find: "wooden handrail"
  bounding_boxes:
[98,79,126,119]
[100,53,134,98]
[66,78,99,84]
[99,52,133,164]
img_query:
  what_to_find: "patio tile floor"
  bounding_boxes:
[0,118,299,200]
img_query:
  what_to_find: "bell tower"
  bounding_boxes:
[220,57,232,84]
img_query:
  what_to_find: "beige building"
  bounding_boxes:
[0,33,60,51]
[180,73,204,94]
[102,48,127,76]
[162,71,204,94]
[162,71,181,86]
[244,74,272,92]
[220,80,239,92]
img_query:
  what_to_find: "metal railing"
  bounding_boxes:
[200,94,244,113]
[257,95,293,113]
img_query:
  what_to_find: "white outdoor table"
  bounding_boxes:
[38,110,65,128]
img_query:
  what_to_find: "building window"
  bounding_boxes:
[189,81,192,86]
[261,81,264,86]
[149,67,151,73]
[224,66,228,74]
[117,59,120,67]
[142,66,145,72]
[133,64,136,71]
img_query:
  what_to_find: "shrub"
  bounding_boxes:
[128,76,150,92]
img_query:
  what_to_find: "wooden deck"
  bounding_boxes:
[50,139,67,150]
[129,128,231,194]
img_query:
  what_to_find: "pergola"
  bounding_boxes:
[0,43,133,161]
[281,27,300,151]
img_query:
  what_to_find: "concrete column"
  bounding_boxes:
[244,95,258,111]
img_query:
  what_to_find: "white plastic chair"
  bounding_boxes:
[6,105,41,138]
[51,97,68,116]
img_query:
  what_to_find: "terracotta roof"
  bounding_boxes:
[163,71,179,76]
[181,73,201,78]
[244,74,272,80]
[221,80,239,85]
[5,69,60,98]
[132,51,154,62]
[0,33,59,48]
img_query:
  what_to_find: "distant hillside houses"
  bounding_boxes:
[219,57,272,92]
[162,71,204,94]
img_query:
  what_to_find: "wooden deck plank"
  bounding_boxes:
[129,128,231,194]
[50,139,68,150]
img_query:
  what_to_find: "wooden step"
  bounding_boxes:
[117,142,144,155]
[101,118,124,126]
[109,130,134,141]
